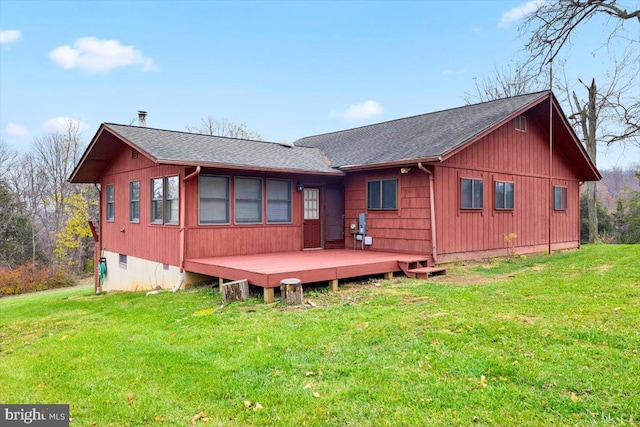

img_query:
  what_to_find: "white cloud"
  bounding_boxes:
[43,117,89,134]
[4,123,30,137]
[49,37,157,73]
[334,100,383,121]
[0,28,22,44]
[499,0,546,28]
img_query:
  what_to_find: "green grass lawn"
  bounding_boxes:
[1,245,639,426]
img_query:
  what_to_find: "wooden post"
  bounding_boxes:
[218,277,224,286]
[220,279,249,304]
[263,287,275,304]
[330,279,339,292]
[384,272,393,280]
[280,278,303,305]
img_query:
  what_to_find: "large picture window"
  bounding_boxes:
[199,175,230,224]
[495,181,514,210]
[266,179,292,223]
[106,184,115,221]
[461,178,483,209]
[554,186,567,211]
[151,176,179,224]
[129,181,140,222]
[235,177,263,223]
[367,179,397,210]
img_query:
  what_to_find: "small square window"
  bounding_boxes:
[554,186,567,211]
[367,179,397,210]
[516,115,527,132]
[119,254,127,268]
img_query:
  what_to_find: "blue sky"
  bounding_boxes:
[1,0,638,169]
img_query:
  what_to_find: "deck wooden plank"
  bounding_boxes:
[185,249,432,288]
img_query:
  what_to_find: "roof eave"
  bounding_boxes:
[68,124,159,183]
[155,159,344,176]
[339,156,442,171]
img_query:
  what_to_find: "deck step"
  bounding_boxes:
[406,266,447,279]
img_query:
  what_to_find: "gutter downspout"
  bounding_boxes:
[173,166,201,292]
[94,183,102,294]
[418,162,438,265]
[548,95,553,256]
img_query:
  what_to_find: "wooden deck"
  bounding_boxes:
[184,250,432,289]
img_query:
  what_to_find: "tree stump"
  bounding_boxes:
[221,279,249,304]
[280,278,303,305]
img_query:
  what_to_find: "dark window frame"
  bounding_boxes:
[198,175,230,225]
[234,176,263,224]
[494,181,515,211]
[106,184,115,222]
[461,177,484,210]
[554,186,568,211]
[266,179,293,224]
[367,179,398,210]
[150,175,179,225]
[164,176,179,225]
[129,180,140,223]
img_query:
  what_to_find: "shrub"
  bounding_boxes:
[0,263,75,296]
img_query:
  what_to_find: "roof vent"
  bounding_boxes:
[138,111,147,127]
[278,140,295,148]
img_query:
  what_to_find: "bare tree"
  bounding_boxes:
[521,0,639,69]
[186,115,262,140]
[520,0,639,243]
[0,139,17,180]
[464,62,547,104]
[32,118,85,240]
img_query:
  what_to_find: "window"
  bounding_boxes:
[495,181,514,210]
[106,184,115,221]
[267,179,292,223]
[461,178,483,209]
[367,179,397,210]
[129,181,140,222]
[151,178,164,223]
[199,175,230,224]
[165,176,179,224]
[119,254,127,268]
[151,176,179,224]
[516,115,527,132]
[554,186,567,211]
[235,177,263,223]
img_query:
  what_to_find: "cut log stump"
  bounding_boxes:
[280,278,303,305]
[221,279,249,304]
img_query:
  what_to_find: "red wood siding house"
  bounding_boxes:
[70,91,600,292]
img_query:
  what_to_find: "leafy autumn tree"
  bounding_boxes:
[54,192,95,273]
